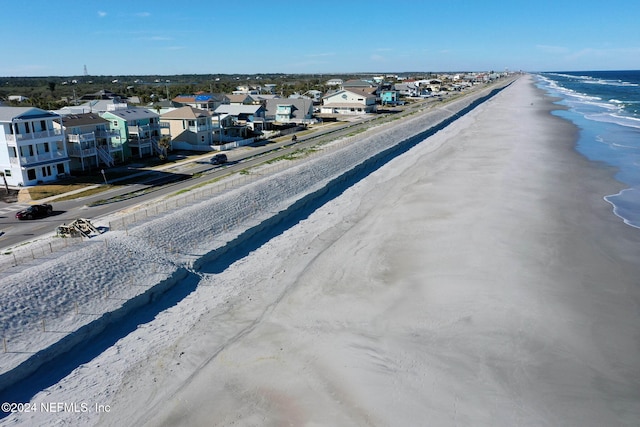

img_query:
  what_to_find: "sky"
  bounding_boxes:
[0,0,639,77]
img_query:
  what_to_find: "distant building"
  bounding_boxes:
[380,90,399,105]
[8,95,29,102]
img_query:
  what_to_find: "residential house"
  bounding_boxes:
[213,104,266,134]
[325,78,343,87]
[57,113,123,171]
[342,79,379,95]
[226,94,257,105]
[394,82,419,97]
[149,99,182,115]
[8,95,29,103]
[172,93,229,112]
[55,98,132,116]
[380,90,399,105]
[160,106,215,150]
[265,98,315,125]
[0,107,70,186]
[320,89,377,115]
[303,90,323,103]
[100,108,166,158]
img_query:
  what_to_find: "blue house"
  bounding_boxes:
[380,90,399,105]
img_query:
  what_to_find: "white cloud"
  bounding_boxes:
[136,12,151,17]
[98,11,107,18]
[370,54,385,61]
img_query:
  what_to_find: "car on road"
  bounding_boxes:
[210,153,228,165]
[15,204,53,220]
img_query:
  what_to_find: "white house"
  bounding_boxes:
[0,107,70,186]
[320,89,377,115]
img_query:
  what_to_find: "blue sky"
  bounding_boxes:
[1,0,639,76]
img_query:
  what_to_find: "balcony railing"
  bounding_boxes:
[67,133,96,143]
[4,128,63,143]
[129,123,162,135]
[68,147,97,157]
[128,138,153,147]
[13,150,67,165]
[95,129,121,138]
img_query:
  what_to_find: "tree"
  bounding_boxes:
[158,136,171,159]
[48,81,56,94]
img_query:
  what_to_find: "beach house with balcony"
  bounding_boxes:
[57,113,124,171]
[0,107,70,186]
[160,106,214,151]
[100,108,167,159]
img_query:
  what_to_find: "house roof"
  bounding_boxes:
[252,94,281,101]
[161,106,210,120]
[0,106,58,122]
[60,113,108,127]
[102,108,159,120]
[214,104,263,115]
[322,89,376,100]
[343,79,376,88]
[226,94,255,104]
[173,93,228,103]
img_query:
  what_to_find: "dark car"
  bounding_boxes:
[15,204,53,220]
[210,153,228,165]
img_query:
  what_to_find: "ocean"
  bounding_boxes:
[535,70,640,229]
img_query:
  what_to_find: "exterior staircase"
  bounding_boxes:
[151,138,165,157]
[96,146,115,167]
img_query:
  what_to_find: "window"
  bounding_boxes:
[40,120,47,131]
[8,147,17,158]
[56,164,65,174]
[188,120,195,127]
[42,165,52,177]
[27,169,36,180]
[4,169,11,177]
[113,121,118,127]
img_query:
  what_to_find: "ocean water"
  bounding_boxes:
[535,71,640,229]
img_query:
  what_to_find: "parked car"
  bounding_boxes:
[15,204,53,220]
[210,154,228,165]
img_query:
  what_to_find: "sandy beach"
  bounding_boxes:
[91,75,638,426]
[6,75,639,426]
